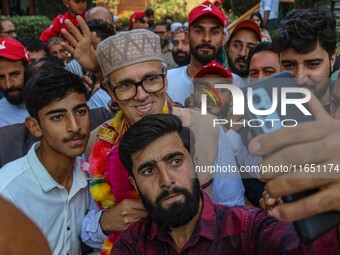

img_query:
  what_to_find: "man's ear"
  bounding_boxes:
[128,176,140,195]
[330,53,337,72]
[25,116,42,138]
[102,80,118,103]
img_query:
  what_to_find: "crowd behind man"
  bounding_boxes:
[0,1,340,254]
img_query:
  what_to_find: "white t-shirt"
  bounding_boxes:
[0,142,89,255]
[0,98,29,127]
[260,0,279,20]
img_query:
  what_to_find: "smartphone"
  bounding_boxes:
[243,72,340,243]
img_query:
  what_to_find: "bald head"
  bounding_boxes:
[0,196,51,255]
[86,6,113,25]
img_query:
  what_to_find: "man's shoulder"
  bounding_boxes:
[0,156,30,190]
[119,217,153,243]
[167,65,188,77]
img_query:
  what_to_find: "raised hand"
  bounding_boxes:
[61,16,101,74]
[249,94,340,222]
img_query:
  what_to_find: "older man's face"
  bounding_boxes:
[105,61,167,125]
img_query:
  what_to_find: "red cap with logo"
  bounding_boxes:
[230,19,261,42]
[128,11,147,30]
[194,60,232,80]
[188,0,227,27]
[0,38,30,63]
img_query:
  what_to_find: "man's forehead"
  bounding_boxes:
[191,15,223,28]
[279,45,329,61]
[132,133,186,164]
[231,29,259,43]
[108,61,162,81]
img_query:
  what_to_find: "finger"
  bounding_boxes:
[61,29,78,51]
[271,182,340,222]
[259,198,265,210]
[84,71,90,77]
[76,15,92,37]
[248,95,332,157]
[266,176,335,198]
[91,31,101,50]
[64,19,83,42]
[307,92,332,121]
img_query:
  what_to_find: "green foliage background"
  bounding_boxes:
[11,16,51,38]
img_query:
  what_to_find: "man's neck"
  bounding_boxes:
[187,57,205,78]
[168,198,203,252]
[36,144,75,192]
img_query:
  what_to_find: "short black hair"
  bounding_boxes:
[24,66,87,120]
[153,21,171,32]
[25,39,48,54]
[86,19,115,41]
[163,16,174,22]
[145,8,154,16]
[247,42,276,67]
[273,7,336,58]
[119,114,195,176]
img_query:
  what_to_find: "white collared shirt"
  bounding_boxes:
[0,142,89,255]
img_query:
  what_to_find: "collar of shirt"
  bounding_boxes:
[28,142,87,194]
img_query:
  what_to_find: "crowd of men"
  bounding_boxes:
[0,0,340,254]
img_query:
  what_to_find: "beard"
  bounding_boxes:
[160,37,169,49]
[190,43,221,66]
[138,178,201,231]
[1,86,24,105]
[172,50,191,66]
[227,54,249,77]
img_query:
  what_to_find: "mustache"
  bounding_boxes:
[196,43,216,51]
[235,56,247,63]
[62,132,87,143]
[173,50,189,56]
[155,186,191,205]
[3,87,22,94]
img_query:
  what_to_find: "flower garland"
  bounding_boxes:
[88,103,171,255]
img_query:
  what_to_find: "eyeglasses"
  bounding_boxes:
[0,30,16,36]
[108,74,166,101]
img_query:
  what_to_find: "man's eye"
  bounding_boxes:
[76,109,88,116]
[232,42,241,49]
[282,63,294,70]
[12,72,21,77]
[171,158,182,166]
[142,168,155,176]
[51,115,63,121]
[119,83,133,89]
[308,62,321,68]
[250,71,258,78]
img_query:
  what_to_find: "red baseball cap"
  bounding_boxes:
[188,0,227,27]
[194,60,232,80]
[128,11,147,30]
[0,38,30,63]
[229,19,261,42]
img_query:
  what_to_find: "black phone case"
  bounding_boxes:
[282,190,340,243]
[243,72,340,243]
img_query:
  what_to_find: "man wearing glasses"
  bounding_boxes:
[0,18,17,40]
[62,18,233,252]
